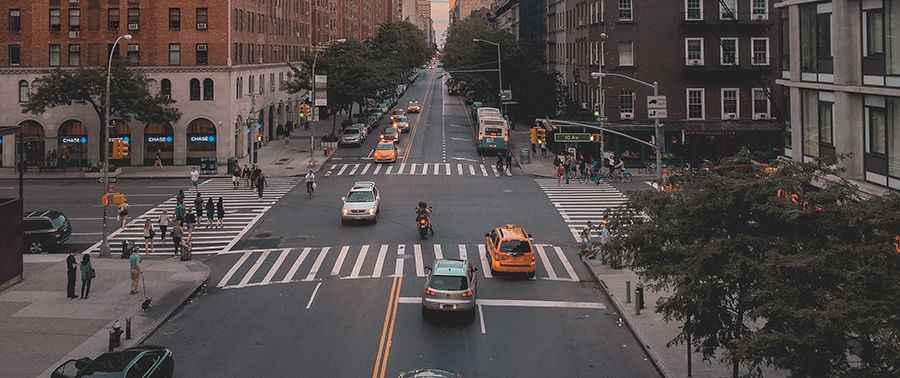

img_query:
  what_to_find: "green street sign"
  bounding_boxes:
[554,133,593,143]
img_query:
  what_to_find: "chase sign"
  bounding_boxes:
[61,136,88,144]
[189,135,216,143]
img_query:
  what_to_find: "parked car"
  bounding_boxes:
[51,345,174,378]
[422,259,478,320]
[341,181,380,224]
[23,210,71,253]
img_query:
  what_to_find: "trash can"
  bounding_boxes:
[227,158,237,176]
[520,148,531,165]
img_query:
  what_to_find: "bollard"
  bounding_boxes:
[125,317,132,340]
[108,320,123,352]
[638,282,646,310]
[626,281,631,304]
[634,282,645,315]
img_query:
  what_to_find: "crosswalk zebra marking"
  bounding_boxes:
[393,244,405,277]
[491,165,499,176]
[409,163,417,175]
[480,165,488,176]
[433,244,443,260]
[414,244,425,277]
[457,164,463,176]
[469,165,476,176]
[458,244,467,261]
[217,252,252,288]
[535,245,557,280]
[305,247,329,281]
[445,163,451,176]
[537,179,630,243]
[283,247,311,283]
[336,165,348,176]
[238,250,270,288]
[360,163,371,175]
[261,249,289,285]
[373,244,388,278]
[332,246,350,276]
[385,165,393,175]
[478,244,492,278]
[373,164,382,175]
[348,245,369,278]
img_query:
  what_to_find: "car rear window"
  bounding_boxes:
[396,116,408,122]
[51,215,67,229]
[485,128,503,136]
[500,240,530,255]
[430,275,467,291]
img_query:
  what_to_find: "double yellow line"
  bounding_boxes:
[372,276,403,378]
[401,74,436,162]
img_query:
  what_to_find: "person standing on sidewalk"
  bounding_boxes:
[158,209,170,241]
[142,218,155,254]
[172,222,183,256]
[205,197,214,229]
[153,151,163,168]
[66,251,78,299]
[190,167,200,191]
[216,197,225,229]
[80,254,95,299]
[194,193,204,226]
[129,252,141,295]
[256,171,267,199]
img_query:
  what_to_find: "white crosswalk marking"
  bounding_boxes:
[336,165,348,176]
[458,164,463,175]
[410,163,417,175]
[322,162,518,178]
[385,165,393,175]
[373,164,382,175]
[491,165,499,176]
[422,163,429,175]
[445,163,451,176]
[480,164,488,176]
[536,179,630,242]
[216,242,582,289]
[360,163,371,175]
[469,165,476,176]
[397,163,406,174]
[348,164,360,175]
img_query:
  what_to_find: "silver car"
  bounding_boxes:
[340,181,380,224]
[340,128,363,146]
[422,259,478,320]
[348,123,369,138]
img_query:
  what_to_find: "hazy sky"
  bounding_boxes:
[431,0,449,47]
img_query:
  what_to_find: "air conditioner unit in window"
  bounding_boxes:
[754,113,770,120]
[197,23,208,30]
[726,113,737,120]
[198,45,208,51]
[752,14,767,21]
[620,112,634,120]
[687,59,702,66]
[68,31,80,38]
[127,23,139,31]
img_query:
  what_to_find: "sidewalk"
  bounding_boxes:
[0,254,209,378]
[583,259,787,378]
[508,128,557,178]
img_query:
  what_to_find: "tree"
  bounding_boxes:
[22,59,180,163]
[605,151,900,377]
[373,21,431,72]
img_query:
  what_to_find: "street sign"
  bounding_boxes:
[314,75,327,107]
[554,133,593,143]
[648,109,668,119]
[647,96,668,119]
[500,90,512,101]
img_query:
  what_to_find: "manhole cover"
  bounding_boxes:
[254,232,272,238]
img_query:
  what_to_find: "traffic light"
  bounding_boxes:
[591,133,603,143]
[299,103,310,123]
[111,140,129,159]
[529,127,538,144]
[535,128,546,145]
[593,103,601,121]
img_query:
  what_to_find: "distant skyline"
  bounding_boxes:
[431,0,449,48]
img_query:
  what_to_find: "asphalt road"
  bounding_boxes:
[146,69,661,378]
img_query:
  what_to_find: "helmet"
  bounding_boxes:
[418,201,427,208]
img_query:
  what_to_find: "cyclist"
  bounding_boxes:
[305,168,317,198]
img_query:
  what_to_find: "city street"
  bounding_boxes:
[145,69,661,377]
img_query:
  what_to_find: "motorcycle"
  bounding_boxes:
[417,215,431,240]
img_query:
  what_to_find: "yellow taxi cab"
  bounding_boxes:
[373,141,398,163]
[484,224,536,278]
[407,100,422,113]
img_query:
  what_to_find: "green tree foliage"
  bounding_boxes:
[605,153,900,377]
[372,21,431,72]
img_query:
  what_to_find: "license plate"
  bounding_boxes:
[441,304,455,310]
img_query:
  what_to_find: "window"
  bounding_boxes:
[866,102,886,155]
[866,9,884,56]
[889,98,900,178]
[685,38,704,65]
[69,8,81,32]
[168,43,181,65]
[202,79,214,100]
[8,9,21,33]
[687,88,705,120]
[189,79,201,101]
[8,45,21,65]
[618,41,634,66]
[127,8,139,31]
[819,101,834,145]
[127,45,139,64]
[752,0,768,20]
[720,0,737,20]
[169,8,181,31]
[721,88,739,119]
[887,0,900,76]
[197,8,208,30]
[685,0,702,21]
[259,74,264,94]
[720,38,738,65]
[107,43,120,60]
[781,11,790,71]
[270,73,275,92]
[618,0,632,21]
[751,38,770,65]
[783,88,792,149]
[50,8,61,32]
[801,90,819,157]
[196,44,208,65]
[801,5,833,74]
[18,80,28,103]
[752,88,771,119]
[108,8,120,31]
[160,79,172,99]
[236,77,242,99]
[619,90,634,114]
[68,44,80,66]
[49,44,61,66]
[248,76,255,95]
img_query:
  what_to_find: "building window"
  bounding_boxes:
[202,79,214,100]
[8,9,21,33]
[196,44,208,65]
[18,80,28,103]
[866,102,887,155]
[618,41,634,66]
[618,0,632,21]
[687,88,705,120]
[685,38,704,65]
[781,11,790,71]
[69,8,80,32]
[721,88,739,119]
[259,74,264,94]
[68,44,80,66]
[720,38,738,65]
[127,44,139,64]
[50,8,61,32]
[720,0,737,20]
[752,88,771,119]
[236,77,242,99]
[108,8,120,31]
[8,44,21,65]
[169,8,181,31]
[801,90,819,158]
[886,1,900,76]
[818,101,834,145]
[751,0,768,20]
[107,43,120,60]
[127,8,139,31]
[783,88,792,149]
[889,98,900,178]
[619,90,634,114]
[270,73,275,92]
[279,72,284,89]
[160,79,172,99]
[249,76,255,95]
[751,38,770,65]
[685,0,702,21]
[49,44,61,66]
[800,4,833,74]
[189,79,201,101]
[197,8,208,30]
[168,43,181,65]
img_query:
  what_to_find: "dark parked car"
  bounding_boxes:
[23,210,71,253]
[51,345,174,378]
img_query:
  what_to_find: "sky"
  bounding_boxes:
[431,0,449,48]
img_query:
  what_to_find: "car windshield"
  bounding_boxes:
[430,275,467,291]
[343,129,359,135]
[384,129,398,136]
[376,143,395,150]
[500,240,530,254]
[346,191,375,202]
[395,116,408,122]
[50,215,67,228]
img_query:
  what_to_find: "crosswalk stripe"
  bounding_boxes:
[373,244,388,278]
[469,165,476,176]
[261,249,290,285]
[283,247,311,282]
[398,163,406,174]
[434,244,443,260]
[480,165,488,176]
[393,244,405,277]
[332,246,350,276]
[422,163,429,175]
[491,165,499,176]
[349,245,369,278]
[478,244,492,278]
[457,163,463,175]
[360,163,371,175]
[385,165,393,174]
[535,245,557,280]
[336,165,348,176]
[238,250,270,288]
[414,244,425,277]
[536,178,630,243]
[373,164,382,175]
[410,163,417,175]
[458,244,467,261]
[554,246,579,281]
[305,247,329,281]
[445,163,451,176]
[217,252,252,287]
[350,164,361,175]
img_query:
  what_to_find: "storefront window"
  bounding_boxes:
[58,120,88,167]
[889,98,900,178]
[802,90,819,157]
[187,118,216,165]
[144,122,174,166]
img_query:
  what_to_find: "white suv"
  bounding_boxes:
[341,181,380,224]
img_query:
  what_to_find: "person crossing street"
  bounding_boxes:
[305,169,317,199]
[194,193,204,225]
[190,166,200,191]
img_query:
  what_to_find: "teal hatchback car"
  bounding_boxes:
[51,345,174,378]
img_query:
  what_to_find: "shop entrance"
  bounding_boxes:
[58,120,88,168]
[144,122,174,165]
[186,118,216,165]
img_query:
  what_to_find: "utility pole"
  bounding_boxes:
[100,33,132,257]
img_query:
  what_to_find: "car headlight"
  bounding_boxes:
[342,209,350,215]
[367,208,376,215]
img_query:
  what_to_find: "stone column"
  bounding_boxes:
[174,120,187,165]
[131,121,144,166]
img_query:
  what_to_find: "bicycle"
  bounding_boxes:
[306,180,316,199]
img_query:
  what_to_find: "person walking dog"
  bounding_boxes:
[129,252,141,295]
[80,254,95,299]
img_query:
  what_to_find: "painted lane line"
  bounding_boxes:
[360,163,372,175]
[373,164,382,175]
[535,245,558,280]
[216,251,253,287]
[336,164,348,176]
[554,246,580,282]
[373,244,388,278]
[237,250,270,288]
[468,165,476,176]
[282,247,311,282]
[392,244,405,277]
[306,282,322,309]
[349,245,370,278]
[349,164,360,175]
[261,248,290,285]
[433,244,443,260]
[479,304,486,335]
[304,247,329,281]
[331,246,350,276]
[414,244,425,277]
[458,244,467,261]
[480,165,488,176]
[477,244,492,278]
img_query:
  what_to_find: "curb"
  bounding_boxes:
[134,260,210,346]
[580,256,673,378]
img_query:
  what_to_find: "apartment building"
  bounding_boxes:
[451,0,493,23]
[776,0,899,193]
[492,0,520,40]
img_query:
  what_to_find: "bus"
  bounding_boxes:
[475,115,509,154]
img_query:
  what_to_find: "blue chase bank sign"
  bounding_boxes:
[146,135,174,143]
[189,135,216,143]
[61,136,88,144]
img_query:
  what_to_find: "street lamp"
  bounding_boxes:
[100,33,132,257]
[472,38,503,108]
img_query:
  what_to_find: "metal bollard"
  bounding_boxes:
[108,320,123,352]
[626,281,631,304]
[635,282,645,315]
[125,317,132,340]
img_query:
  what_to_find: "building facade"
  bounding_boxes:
[492,0,520,40]
[451,0,493,23]
[776,0,900,192]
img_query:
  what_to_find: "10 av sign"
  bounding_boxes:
[554,133,592,143]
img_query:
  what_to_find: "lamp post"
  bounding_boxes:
[472,38,503,108]
[100,33,132,257]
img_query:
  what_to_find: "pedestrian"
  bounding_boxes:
[305,169,317,198]
[174,202,185,225]
[153,151,163,167]
[194,193,204,225]
[66,250,78,299]
[205,197,214,229]
[129,252,141,295]
[216,197,225,229]
[249,166,258,189]
[172,222,183,256]
[190,166,200,191]
[176,189,185,205]
[143,218,155,254]
[80,254,95,299]
[232,169,240,189]
[158,209,170,241]
[184,207,196,231]
[505,152,512,175]
[495,154,504,174]
[117,201,129,229]
[243,166,251,188]
[540,141,548,158]
[256,172,266,198]
[553,154,562,168]
[556,164,565,185]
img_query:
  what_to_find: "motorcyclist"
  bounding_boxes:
[415,201,433,234]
